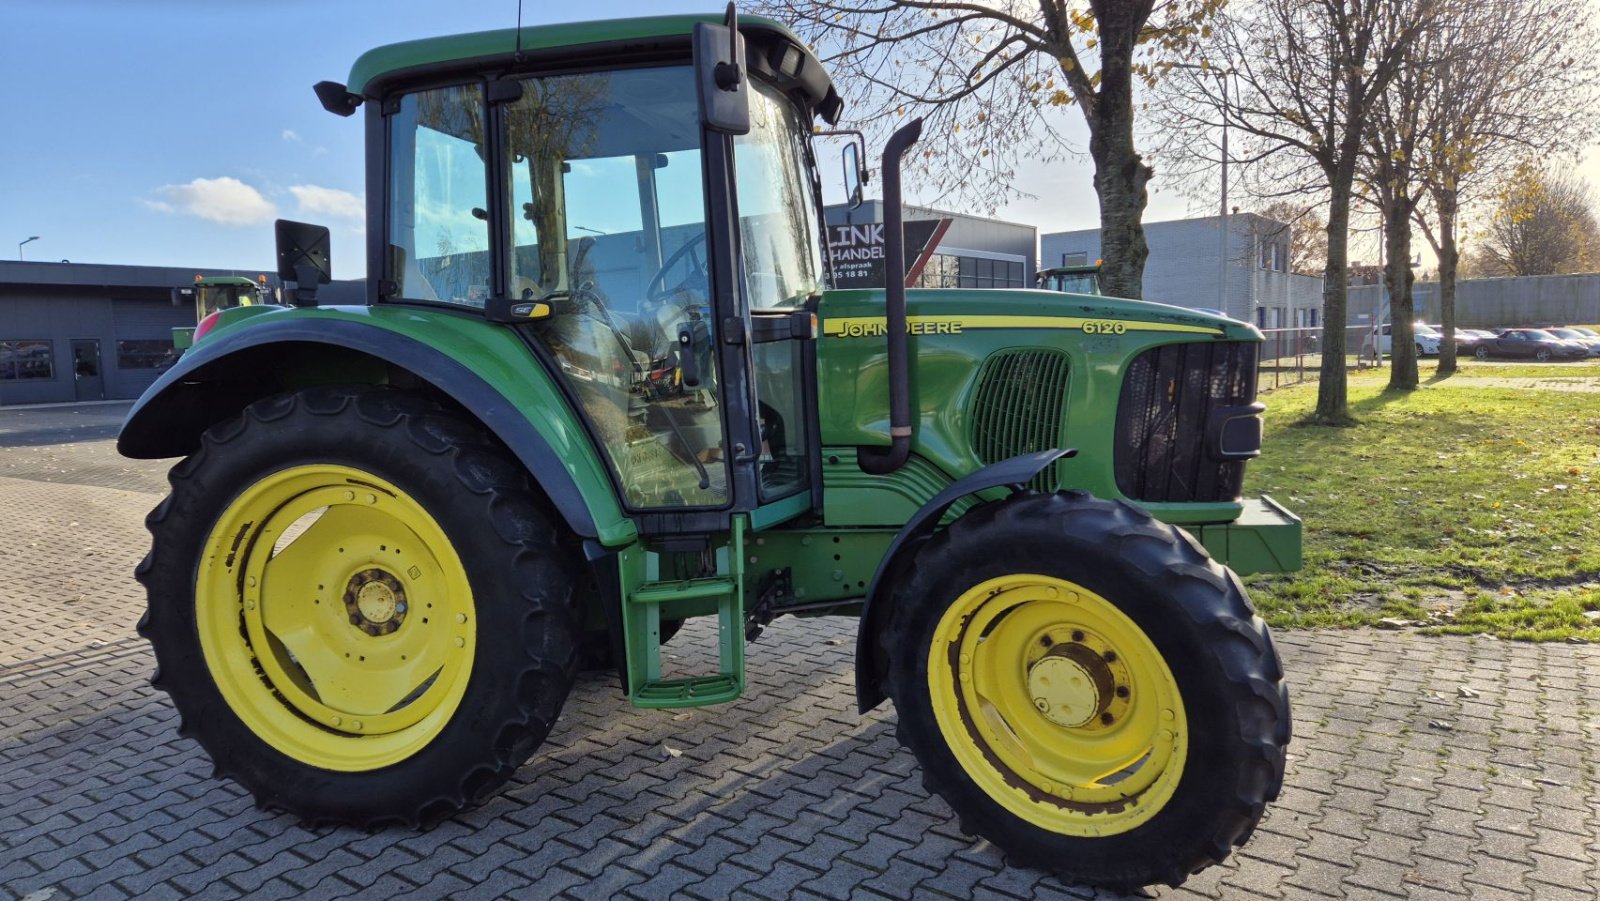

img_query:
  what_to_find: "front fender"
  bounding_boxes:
[118,306,636,546]
[853,448,1073,713]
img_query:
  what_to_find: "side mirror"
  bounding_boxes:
[275,219,331,307]
[694,4,749,135]
[842,142,864,210]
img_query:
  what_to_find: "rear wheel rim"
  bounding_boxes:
[195,464,476,771]
[928,574,1188,837]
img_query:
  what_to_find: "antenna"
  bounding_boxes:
[514,0,524,62]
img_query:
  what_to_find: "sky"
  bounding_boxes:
[2,0,1597,279]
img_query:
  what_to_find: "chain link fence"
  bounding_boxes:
[1258,325,1383,391]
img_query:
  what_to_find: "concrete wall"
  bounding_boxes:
[1041,214,1322,326]
[1347,274,1600,328]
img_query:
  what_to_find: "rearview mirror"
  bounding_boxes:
[842,142,863,210]
[694,4,749,135]
[275,219,331,307]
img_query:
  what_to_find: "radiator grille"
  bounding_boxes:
[1115,341,1259,503]
[970,349,1070,491]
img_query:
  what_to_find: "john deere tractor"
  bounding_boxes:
[120,10,1298,889]
[172,275,267,352]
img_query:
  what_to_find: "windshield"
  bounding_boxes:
[1524,330,1557,340]
[733,81,822,309]
[1414,324,1440,336]
[1549,328,1580,338]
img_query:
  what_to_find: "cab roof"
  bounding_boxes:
[347,13,820,96]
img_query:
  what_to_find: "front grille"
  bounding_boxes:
[1115,341,1259,503]
[970,349,1070,491]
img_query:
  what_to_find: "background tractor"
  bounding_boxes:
[119,9,1298,889]
[1037,260,1103,295]
[171,274,269,352]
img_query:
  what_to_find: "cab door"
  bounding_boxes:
[730,81,830,524]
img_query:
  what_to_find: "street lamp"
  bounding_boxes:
[17,236,39,260]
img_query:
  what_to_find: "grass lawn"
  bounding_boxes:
[1243,358,1600,640]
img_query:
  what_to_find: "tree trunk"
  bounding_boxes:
[1087,4,1152,300]
[1315,177,1354,423]
[1385,192,1419,391]
[1436,188,1460,376]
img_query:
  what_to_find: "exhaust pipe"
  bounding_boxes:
[858,117,924,475]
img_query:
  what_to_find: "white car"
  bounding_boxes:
[1362,322,1442,357]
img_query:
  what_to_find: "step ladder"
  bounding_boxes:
[622,520,746,709]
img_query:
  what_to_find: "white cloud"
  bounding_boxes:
[290,184,365,220]
[147,176,277,226]
[282,129,302,142]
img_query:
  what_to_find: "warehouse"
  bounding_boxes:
[0,261,361,406]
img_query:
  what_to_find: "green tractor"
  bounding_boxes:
[1037,261,1103,295]
[119,10,1298,889]
[172,275,269,352]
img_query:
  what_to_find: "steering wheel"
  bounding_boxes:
[647,232,709,304]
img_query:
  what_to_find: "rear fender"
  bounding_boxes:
[117,309,635,546]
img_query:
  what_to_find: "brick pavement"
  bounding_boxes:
[3,432,1600,900]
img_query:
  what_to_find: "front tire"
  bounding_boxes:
[883,492,1289,889]
[1475,345,1490,360]
[137,387,580,826]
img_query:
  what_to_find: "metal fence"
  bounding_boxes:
[1257,325,1383,391]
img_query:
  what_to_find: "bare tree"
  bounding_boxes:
[1254,200,1328,275]
[1409,0,1599,376]
[760,0,1223,299]
[1472,162,1600,277]
[1157,0,1437,422]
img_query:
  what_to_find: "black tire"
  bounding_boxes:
[1536,348,1552,361]
[882,491,1289,889]
[137,386,581,826]
[1475,345,1490,360]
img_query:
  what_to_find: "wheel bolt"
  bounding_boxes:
[1071,630,1085,642]
[1116,686,1130,699]
[1034,698,1049,712]
[1101,712,1114,725]
[1103,651,1118,663]
[350,614,362,625]
[1040,635,1053,648]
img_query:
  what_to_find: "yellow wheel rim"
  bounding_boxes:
[929,574,1187,836]
[195,464,476,772]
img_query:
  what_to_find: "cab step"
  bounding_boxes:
[620,523,747,710]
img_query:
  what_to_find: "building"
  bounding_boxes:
[823,201,1036,290]
[1,261,363,406]
[1347,273,1600,329]
[1040,214,1324,328]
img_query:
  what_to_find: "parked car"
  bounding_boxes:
[1546,327,1600,357]
[1473,328,1591,361]
[1450,328,1498,353]
[1361,321,1442,357]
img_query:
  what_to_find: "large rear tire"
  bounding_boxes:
[137,386,580,826]
[882,492,1289,889]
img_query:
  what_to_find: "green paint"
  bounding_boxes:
[347,13,808,94]
[815,288,1261,522]
[1194,496,1303,576]
[744,527,896,607]
[622,517,747,708]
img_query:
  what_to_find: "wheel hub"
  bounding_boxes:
[344,569,408,636]
[1028,642,1116,728]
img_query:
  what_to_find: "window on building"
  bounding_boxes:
[958,256,976,288]
[1005,260,1024,288]
[0,340,54,380]
[117,339,177,370]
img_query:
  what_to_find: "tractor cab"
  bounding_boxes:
[172,275,266,351]
[1037,261,1102,295]
[357,16,836,519]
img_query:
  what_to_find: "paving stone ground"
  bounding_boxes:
[3,405,1599,900]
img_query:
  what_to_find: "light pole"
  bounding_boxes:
[18,236,39,260]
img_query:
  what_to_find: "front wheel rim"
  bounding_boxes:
[928,575,1188,837]
[195,465,476,771]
